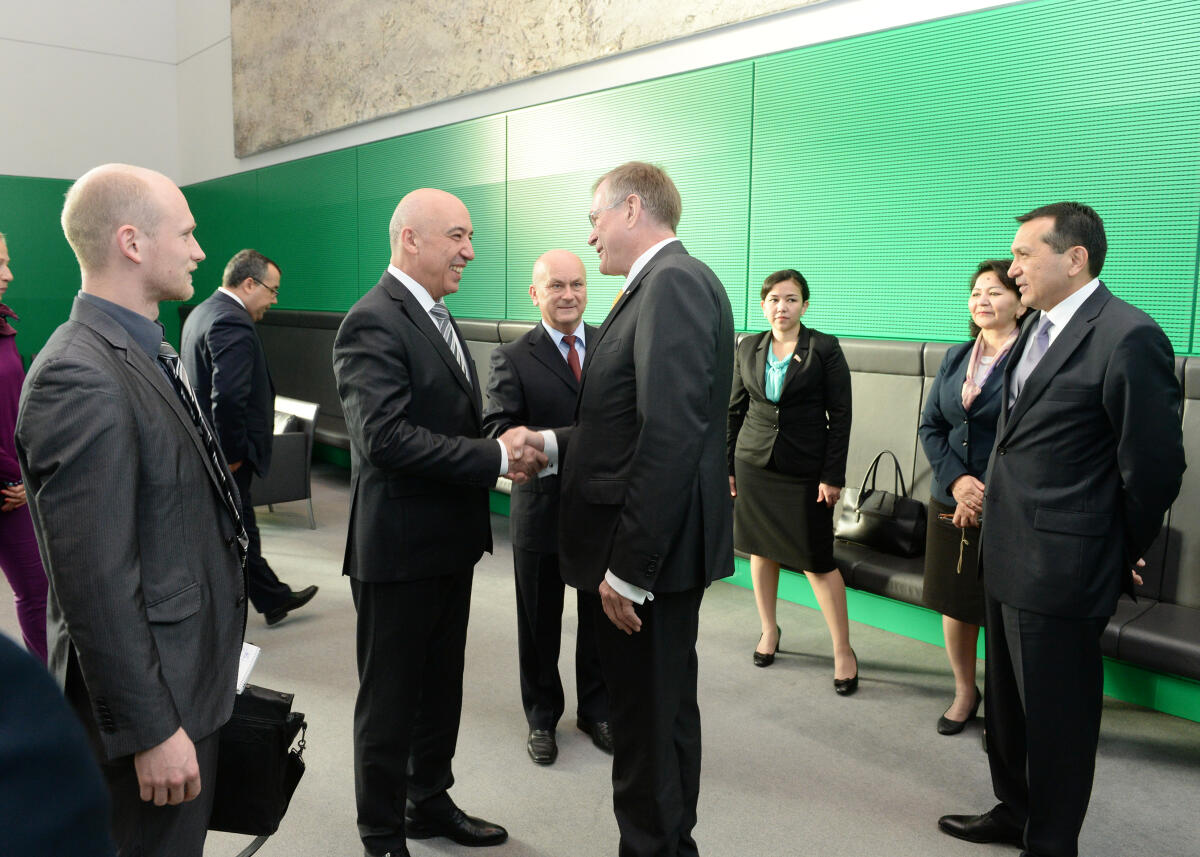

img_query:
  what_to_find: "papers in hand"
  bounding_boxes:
[236,642,261,693]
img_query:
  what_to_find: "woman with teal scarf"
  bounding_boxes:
[727,270,856,693]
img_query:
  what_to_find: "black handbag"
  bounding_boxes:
[208,684,306,844]
[835,450,927,557]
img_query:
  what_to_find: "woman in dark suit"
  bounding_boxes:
[918,260,1025,734]
[728,269,856,694]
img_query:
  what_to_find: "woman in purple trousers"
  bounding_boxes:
[0,232,48,662]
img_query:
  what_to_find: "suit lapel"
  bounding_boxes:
[1000,285,1111,438]
[71,299,230,496]
[528,324,579,393]
[387,275,477,405]
[779,325,811,395]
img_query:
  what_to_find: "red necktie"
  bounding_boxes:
[563,334,582,382]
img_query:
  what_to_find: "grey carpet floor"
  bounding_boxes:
[3,462,1198,857]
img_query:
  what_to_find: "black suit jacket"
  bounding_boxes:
[483,322,595,554]
[727,326,852,486]
[918,340,1010,508]
[181,290,275,476]
[558,242,735,594]
[981,282,1185,618]
[333,272,500,582]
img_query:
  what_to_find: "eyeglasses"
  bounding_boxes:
[251,277,280,296]
[588,197,628,228]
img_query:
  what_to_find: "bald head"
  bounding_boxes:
[530,249,587,333]
[61,163,204,315]
[62,164,170,274]
[388,188,475,300]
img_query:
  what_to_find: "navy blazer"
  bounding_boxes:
[918,341,1010,507]
[181,290,276,477]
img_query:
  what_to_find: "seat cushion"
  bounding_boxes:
[1116,602,1200,680]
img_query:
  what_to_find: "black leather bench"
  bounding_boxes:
[182,305,1200,683]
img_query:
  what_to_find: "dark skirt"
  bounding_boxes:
[733,458,836,574]
[922,496,985,626]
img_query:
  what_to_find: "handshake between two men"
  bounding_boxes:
[498,426,549,484]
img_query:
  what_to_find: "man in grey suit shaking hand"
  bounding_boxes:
[938,202,1185,857]
[16,164,247,857]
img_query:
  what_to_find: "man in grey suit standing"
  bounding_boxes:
[511,162,735,857]
[334,188,543,857]
[939,202,1185,857]
[483,249,610,766]
[16,164,247,857]
[182,248,318,625]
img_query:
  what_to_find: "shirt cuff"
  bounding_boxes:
[539,429,559,476]
[605,570,654,604]
[496,439,508,476]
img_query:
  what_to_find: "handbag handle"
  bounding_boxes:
[856,449,909,505]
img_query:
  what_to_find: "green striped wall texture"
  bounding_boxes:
[3,0,1200,356]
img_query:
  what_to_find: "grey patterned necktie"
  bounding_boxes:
[1010,315,1054,405]
[429,302,470,378]
[158,341,249,560]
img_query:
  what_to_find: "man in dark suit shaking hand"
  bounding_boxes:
[334,188,544,857]
[483,249,610,766]
[510,162,735,857]
[939,202,1185,857]
[182,249,318,626]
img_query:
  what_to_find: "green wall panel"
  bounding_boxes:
[506,63,753,327]
[178,170,261,344]
[256,149,360,312]
[750,0,1200,348]
[356,117,507,318]
[0,176,78,357]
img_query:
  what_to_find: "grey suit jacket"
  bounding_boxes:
[558,242,736,593]
[16,297,246,760]
[333,272,500,582]
[981,282,1185,618]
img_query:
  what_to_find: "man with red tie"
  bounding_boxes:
[483,249,610,766]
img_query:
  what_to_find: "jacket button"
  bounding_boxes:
[962,440,968,446]
[998,447,1007,455]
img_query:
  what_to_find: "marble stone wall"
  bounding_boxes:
[231,0,826,156]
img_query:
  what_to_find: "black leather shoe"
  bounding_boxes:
[937,686,982,735]
[265,584,319,626]
[577,717,614,754]
[938,810,1023,847]
[405,807,508,846]
[833,648,858,695]
[527,728,557,765]
[753,625,781,667]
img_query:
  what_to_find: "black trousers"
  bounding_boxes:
[351,570,473,854]
[513,546,607,730]
[595,585,704,857]
[103,730,220,857]
[232,466,291,614]
[984,592,1108,857]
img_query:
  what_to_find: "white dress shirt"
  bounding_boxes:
[387,264,509,475]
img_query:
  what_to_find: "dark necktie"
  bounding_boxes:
[562,334,582,382]
[157,341,249,560]
[429,302,471,378]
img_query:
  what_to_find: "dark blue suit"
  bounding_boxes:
[182,290,290,615]
[0,632,114,856]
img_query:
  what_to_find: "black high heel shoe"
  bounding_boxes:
[937,686,982,735]
[833,648,859,695]
[753,625,781,667]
